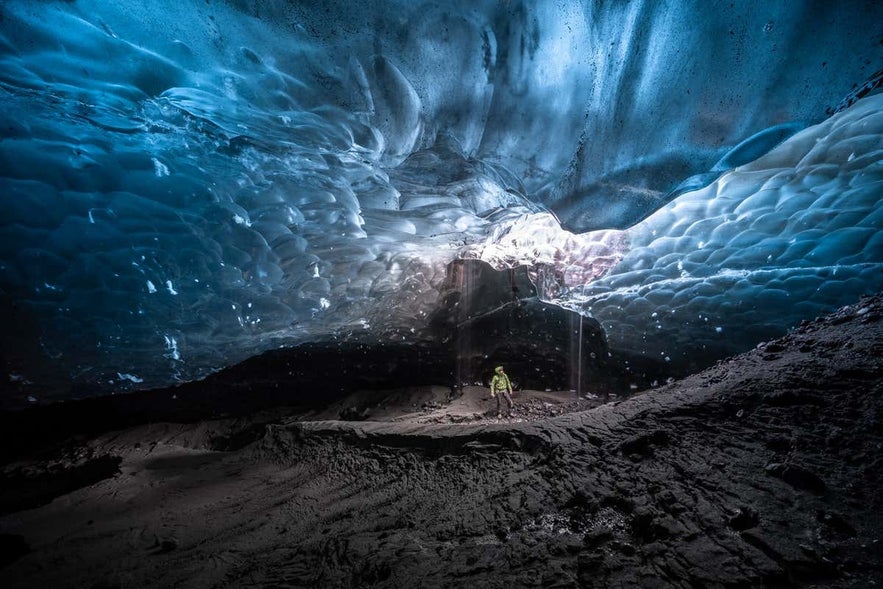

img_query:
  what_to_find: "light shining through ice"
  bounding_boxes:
[0,0,881,396]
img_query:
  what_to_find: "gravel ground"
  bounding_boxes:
[1,294,882,588]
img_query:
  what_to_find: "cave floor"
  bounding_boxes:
[1,296,882,588]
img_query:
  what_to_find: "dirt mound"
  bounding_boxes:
[1,294,882,587]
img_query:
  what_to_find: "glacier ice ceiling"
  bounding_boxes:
[0,0,882,399]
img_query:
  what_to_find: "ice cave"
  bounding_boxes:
[1,1,882,587]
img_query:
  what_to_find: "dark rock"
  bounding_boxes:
[583,527,613,548]
[0,455,122,516]
[727,506,760,531]
[577,552,605,574]
[0,534,29,569]
[630,507,656,542]
[152,537,179,554]
[816,510,857,538]
[600,495,635,515]
[618,429,671,457]
[564,490,598,512]
[764,435,793,452]
[209,423,268,451]
[610,541,636,556]
[762,389,827,407]
[354,561,392,585]
[765,462,827,495]
[338,406,371,421]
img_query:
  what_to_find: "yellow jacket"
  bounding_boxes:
[490,372,512,395]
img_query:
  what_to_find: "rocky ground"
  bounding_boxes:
[1,295,882,588]
[300,384,618,425]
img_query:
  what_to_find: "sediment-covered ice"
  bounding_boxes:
[0,0,881,394]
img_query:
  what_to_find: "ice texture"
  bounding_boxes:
[0,0,881,395]
[540,95,883,369]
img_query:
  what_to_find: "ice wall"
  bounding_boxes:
[521,95,883,371]
[0,0,881,397]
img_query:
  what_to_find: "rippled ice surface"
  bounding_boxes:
[530,96,883,366]
[0,0,881,395]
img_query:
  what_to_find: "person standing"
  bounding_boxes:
[490,365,514,418]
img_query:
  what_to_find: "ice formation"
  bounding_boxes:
[0,0,881,396]
[539,95,883,369]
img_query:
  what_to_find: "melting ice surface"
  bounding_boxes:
[532,96,883,367]
[0,0,881,396]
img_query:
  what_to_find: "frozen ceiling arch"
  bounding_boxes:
[0,0,881,398]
